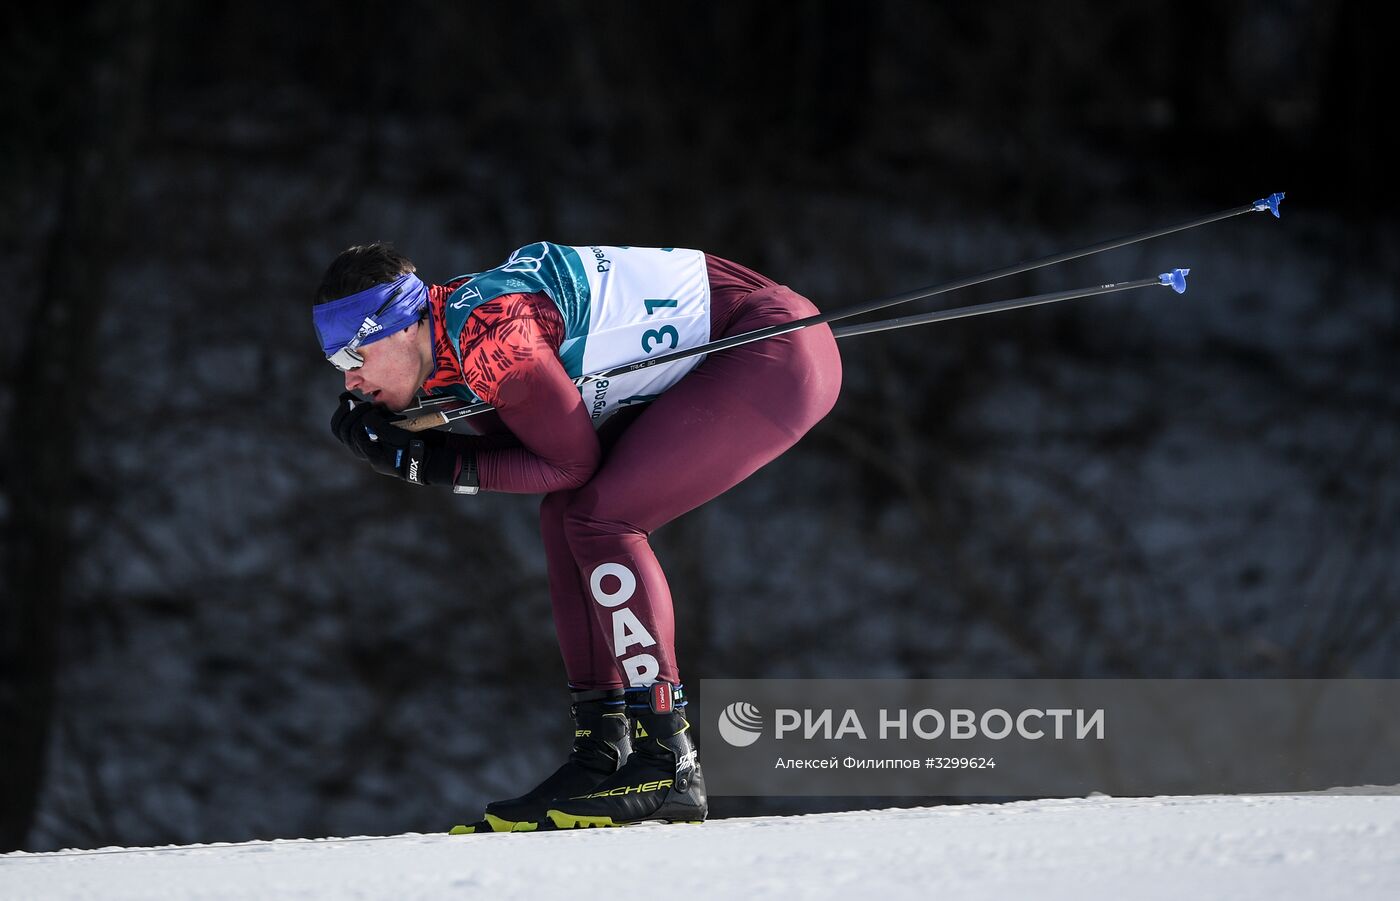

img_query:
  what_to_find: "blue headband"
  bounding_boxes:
[313,272,429,356]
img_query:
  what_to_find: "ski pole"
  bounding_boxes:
[599,193,1281,376]
[831,269,1189,338]
[394,268,1191,431]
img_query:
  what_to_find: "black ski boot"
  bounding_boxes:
[455,687,631,833]
[546,682,707,828]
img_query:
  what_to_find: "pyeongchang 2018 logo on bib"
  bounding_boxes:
[718,701,764,747]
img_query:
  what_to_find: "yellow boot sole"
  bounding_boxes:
[547,810,619,829]
[448,815,544,834]
[546,810,704,829]
[485,813,540,832]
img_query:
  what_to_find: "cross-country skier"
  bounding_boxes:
[312,242,842,830]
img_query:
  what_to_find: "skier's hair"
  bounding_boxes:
[314,242,417,304]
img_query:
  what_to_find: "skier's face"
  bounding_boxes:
[342,320,432,412]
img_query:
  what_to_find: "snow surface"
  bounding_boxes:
[4,793,1399,900]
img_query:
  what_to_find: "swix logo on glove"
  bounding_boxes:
[406,439,426,485]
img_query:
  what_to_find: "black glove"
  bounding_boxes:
[330,392,477,491]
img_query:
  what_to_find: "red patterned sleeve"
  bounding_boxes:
[456,293,601,493]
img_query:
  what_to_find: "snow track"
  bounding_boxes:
[4,793,1399,900]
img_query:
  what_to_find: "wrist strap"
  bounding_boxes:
[452,449,479,495]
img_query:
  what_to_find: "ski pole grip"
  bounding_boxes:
[395,411,449,432]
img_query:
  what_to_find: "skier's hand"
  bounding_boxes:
[330,392,458,486]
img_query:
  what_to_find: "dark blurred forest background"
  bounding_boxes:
[1,1,1395,852]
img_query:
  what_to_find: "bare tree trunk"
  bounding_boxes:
[0,1,152,852]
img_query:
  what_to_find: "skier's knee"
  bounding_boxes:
[561,486,637,547]
[540,489,574,524]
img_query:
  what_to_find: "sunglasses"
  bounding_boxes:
[327,330,375,372]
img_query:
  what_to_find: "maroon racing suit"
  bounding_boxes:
[422,254,842,690]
